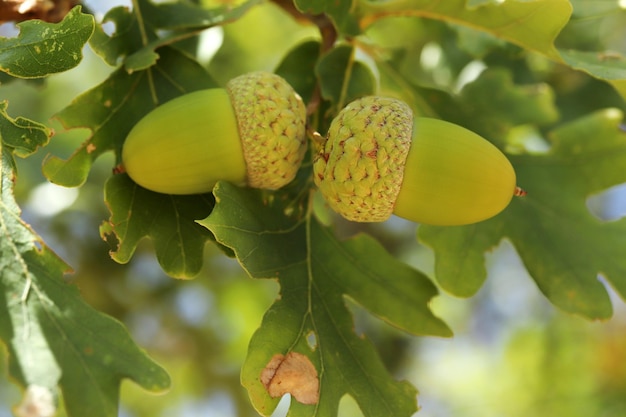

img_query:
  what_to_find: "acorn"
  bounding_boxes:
[122,71,307,195]
[313,96,523,226]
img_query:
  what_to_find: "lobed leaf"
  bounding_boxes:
[0,101,52,158]
[0,138,170,417]
[420,109,626,320]
[100,175,216,279]
[90,0,260,71]
[89,5,144,67]
[0,6,94,78]
[199,182,450,417]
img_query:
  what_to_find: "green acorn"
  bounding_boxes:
[122,71,307,194]
[313,96,523,226]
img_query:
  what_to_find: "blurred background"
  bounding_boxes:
[1,1,626,416]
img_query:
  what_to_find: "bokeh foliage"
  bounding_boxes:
[1,1,626,417]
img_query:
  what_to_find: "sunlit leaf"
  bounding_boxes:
[358,0,571,60]
[0,6,94,78]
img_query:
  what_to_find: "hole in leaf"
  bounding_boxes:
[306,331,317,350]
[338,394,365,417]
[0,23,19,38]
[587,183,626,221]
[101,21,116,37]
[269,394,291,417]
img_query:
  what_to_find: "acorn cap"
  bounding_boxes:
[313,96,412,222]
[227,71,307,190]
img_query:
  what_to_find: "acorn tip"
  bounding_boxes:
[113,163,126,175]
[514,186,527,197]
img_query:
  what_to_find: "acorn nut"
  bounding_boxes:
[313,96,522,226]
[122,71,307,195]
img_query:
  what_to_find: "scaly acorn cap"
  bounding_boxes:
[313,96,519,226]
[314,97,412,222]
[226,71,307,189]
[122,71,306,195]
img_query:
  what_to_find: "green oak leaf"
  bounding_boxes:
[358,0,572,60]
[556,0,626,52]
[456,68,559,146]
[383,67,559,148]
[89,5,145,67]
[275,40,321,104]
[420,109,626,320]
[295,0,360,36]
[0,101,52,158]
[100,174,216,279]
[356,0,626,101]
[0,141,170,417]
[0,6,94,78]
[90,0,260,71]
[559,50,626,101]
[199,182,450,417]
[148,0,261,30]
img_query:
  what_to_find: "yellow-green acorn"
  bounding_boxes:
[313,96,522,226]
[122,71,307,195]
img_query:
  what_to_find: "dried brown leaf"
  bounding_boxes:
[260,352,320,405]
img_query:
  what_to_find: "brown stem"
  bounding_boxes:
[271,0,337,118]
[514,186,527,197]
